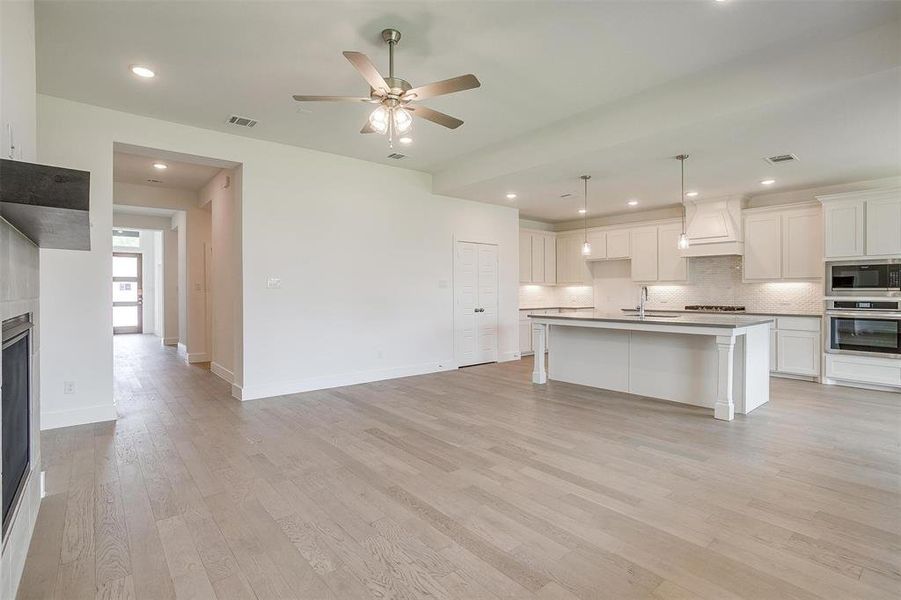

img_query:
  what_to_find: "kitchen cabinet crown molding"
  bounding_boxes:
[816,187,900,204]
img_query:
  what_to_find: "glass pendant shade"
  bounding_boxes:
[677,232,690,250]
[393,107,413,133]
[581,241,592,256]
[369,105,389,134]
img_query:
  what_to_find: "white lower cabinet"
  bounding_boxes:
[826,353,901,387]
[519,318,531,355]
[769,316,821,379]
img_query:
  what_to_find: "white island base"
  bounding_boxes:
[530,314,772,420]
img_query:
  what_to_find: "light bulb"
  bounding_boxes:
[398,136,413,145]
[677,233,690,250]
[393,107,412,133]
[581,241,592,256]
[369,106,389,134]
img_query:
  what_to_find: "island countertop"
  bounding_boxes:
[528,309,774,329]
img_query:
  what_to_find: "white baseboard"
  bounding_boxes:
[177,342,187,356]
[186,352,210,364]
[210,362,234,383]
[162,337,178,346]
[498,351,518,363]
[234,360,457,402]
[41,403,117,430]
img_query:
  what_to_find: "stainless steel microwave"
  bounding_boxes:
[826,259,901,296]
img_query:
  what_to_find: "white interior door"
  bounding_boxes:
[455,241,499,367]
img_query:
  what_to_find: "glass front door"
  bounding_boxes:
[113,252,143,334]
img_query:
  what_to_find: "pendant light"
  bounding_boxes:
[676,154,690,250]
[580,175,592,256]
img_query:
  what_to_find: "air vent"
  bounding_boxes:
[560,193,573,199]
[764,153,798,165]
[226,115,258,128]
[387,153,406,160]
[146,178,162,183]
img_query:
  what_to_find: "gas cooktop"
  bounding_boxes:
[684,305,746,312]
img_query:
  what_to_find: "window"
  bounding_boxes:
[112,229,140,248]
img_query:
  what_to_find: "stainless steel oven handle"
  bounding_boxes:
[825,311,901,319]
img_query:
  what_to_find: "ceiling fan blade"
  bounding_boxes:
[404,74,480,101]
[343,51,389,92]
[360,120,377,134]
[293,95,372,102]
[409,106,464,129]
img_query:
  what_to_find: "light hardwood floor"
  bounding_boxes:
[16,334,901,599]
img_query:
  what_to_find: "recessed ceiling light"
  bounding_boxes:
[130,65,155,78]
[152,162,167,170]
[578,208,587,214]
[760,179,775,185]
[627,199,639,206]
[398,136,413,145]
[685,191,699,198]
[506,193,517,200]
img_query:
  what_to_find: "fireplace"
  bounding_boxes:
[2,313,32,539]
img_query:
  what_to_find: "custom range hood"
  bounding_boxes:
[680,195,745,257]
[0,159,90,250]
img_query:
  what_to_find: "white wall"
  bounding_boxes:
[38,95,518,416]
[199,169,239,381]
[0,1,40,597]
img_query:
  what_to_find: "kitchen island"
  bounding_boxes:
[529,311,774,420]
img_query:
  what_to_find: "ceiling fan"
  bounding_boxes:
[292,28,480,146]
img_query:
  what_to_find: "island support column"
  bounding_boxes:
[714,335,736,421]
[532,323,547,384]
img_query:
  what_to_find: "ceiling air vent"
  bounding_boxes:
[560,193,573,199]
[387,153,406,160]
[764,153,798,165]
[146,178,162,184]
[226,115,258,128]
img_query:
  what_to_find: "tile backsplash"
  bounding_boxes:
[519,284,593,308]
[592,255,824,314]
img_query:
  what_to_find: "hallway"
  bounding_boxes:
[16,335,901,600]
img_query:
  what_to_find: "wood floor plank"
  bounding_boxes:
[15,334,901,600]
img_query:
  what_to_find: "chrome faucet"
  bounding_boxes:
[638,285,649,319]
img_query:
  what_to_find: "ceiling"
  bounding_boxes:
[113,150,222,191]
[36,1,901,221]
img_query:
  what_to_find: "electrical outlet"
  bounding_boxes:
[266,277,282,289]
[63,381,75,394]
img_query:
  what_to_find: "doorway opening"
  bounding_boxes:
[111,143,243,394]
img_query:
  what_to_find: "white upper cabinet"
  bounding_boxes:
[823,198,865,258]
[531,234,546,282]
[585,230,607,260]
[743,205,822,281]
[743,213,782,280]
[657,223,689,282]
[782,208,822,278]
[819,189,900,259]
[866,195,901,256]
[630,227,659,282]
[519,230,532,283]
[606,229,631,259]
[519,229,556,284]
[556,232,592,285]
[544,234,557,283]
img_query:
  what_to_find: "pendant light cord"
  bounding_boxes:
[581,175,591,243]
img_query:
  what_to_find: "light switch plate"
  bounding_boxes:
[267,277,282,289]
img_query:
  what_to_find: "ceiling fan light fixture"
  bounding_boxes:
[368,105,389,134]
[393,107,413,133]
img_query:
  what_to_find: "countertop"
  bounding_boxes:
[520,306,594,311]
[619,308,822,318]
[528,309,774,329]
